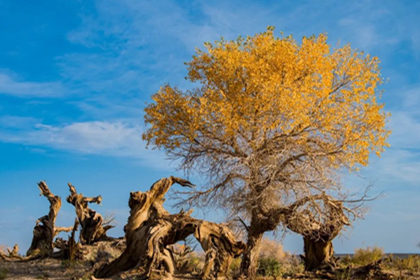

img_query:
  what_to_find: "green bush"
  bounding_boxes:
[257,256,281,277]
[348,246,384,266]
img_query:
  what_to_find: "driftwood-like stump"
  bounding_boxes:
[280,195,350,271]
[66,183,113,245]
[26,181,72,258]
[95,176,245,279]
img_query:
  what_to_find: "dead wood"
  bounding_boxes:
[7,244,19,257]
[94,176,245,279]
[0,243,40,262]
[277,194,350,271]
[53,218,83,260]
[0,245,23,261]
[0,250,41,262]
[68,219,80,262]
[66,183,114,245]
[25,181,71,258]
[194,220,246,279]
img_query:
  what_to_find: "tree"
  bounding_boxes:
[142,27,390,277]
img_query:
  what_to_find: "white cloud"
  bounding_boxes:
[0,118,168,167]
[0,72,65,98]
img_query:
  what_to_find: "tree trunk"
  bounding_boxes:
[240,223,264,278]
[302,235,334,271]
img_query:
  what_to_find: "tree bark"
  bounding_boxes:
[240,218,264,278]
[66,183,113,245]
[302,236,334,271]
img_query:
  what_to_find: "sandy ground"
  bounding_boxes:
[1,258,420,280]
[0,258,94,280]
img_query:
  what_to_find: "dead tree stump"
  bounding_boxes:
[66,183,114,245]
[280,195,350,271]
[94,176,245,279]
[26,181,72,258]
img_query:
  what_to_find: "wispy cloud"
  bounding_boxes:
[0,71,65,98]
[0,117,167,166]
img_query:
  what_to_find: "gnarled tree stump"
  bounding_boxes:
[66,183,114,245]
[26,181,72,258]
[95,176,245,279]
[280,195,350,271]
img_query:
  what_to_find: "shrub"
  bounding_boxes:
[349,246,384,266]
[257,256,281,277]
[280,253,304,276]
[385,255,420,273]
[399,255,420,271]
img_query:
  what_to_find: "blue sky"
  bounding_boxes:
[0,0,419,254]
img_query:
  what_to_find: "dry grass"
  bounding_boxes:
[383,254,420,274]
[341,246,385,266]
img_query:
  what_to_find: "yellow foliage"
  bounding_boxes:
[143,27,390,171]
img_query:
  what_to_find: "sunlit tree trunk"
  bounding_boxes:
[302,236,334,271]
